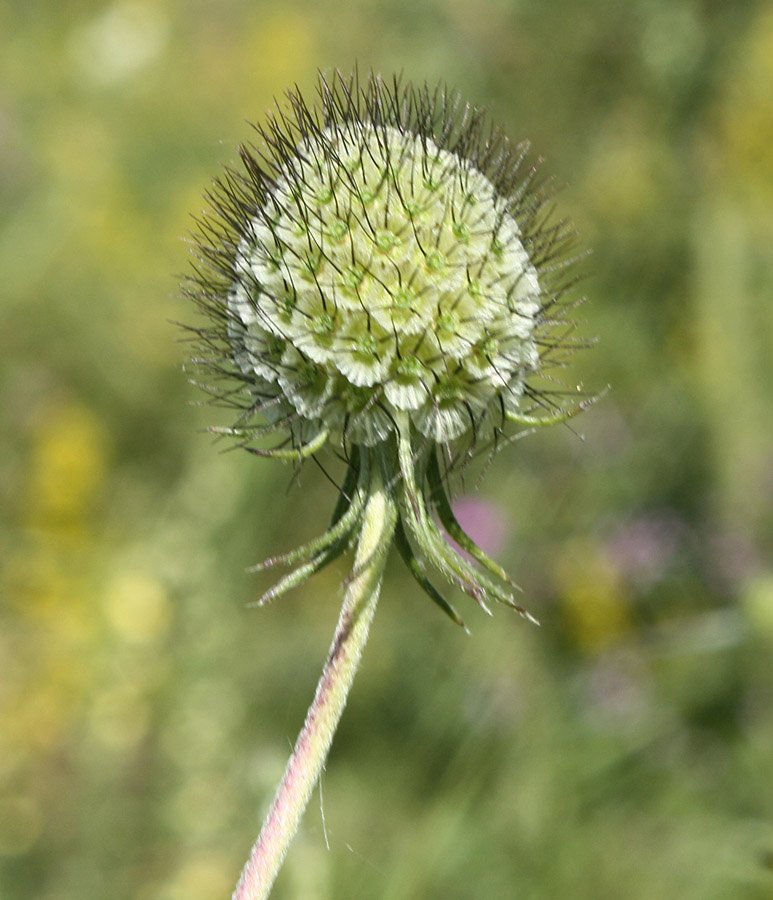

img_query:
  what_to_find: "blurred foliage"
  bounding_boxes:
[1,1,772,898]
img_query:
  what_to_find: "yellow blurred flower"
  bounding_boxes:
[713,5,773,199]
[25,402,109,528]
[556,539,632,652]
[105,570,172,646]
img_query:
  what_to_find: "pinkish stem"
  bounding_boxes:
[232,469,396,900]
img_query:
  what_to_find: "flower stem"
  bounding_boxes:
[232,465,397,900]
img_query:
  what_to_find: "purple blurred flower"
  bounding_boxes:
[451,496,509,558]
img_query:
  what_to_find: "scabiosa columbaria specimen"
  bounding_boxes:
[184,71,591,900]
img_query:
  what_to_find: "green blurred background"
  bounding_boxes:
[2,1,773,898]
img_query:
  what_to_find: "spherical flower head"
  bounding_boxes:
[229,119,541,447]
[185,71,591,625]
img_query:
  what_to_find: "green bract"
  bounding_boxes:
[186,71,588,627]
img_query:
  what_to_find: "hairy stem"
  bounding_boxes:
[232,464,397,900]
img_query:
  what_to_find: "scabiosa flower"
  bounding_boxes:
[187,70,588,627]
[183,70,592,900]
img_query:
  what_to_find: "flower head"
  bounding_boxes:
[185,71,590,626]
